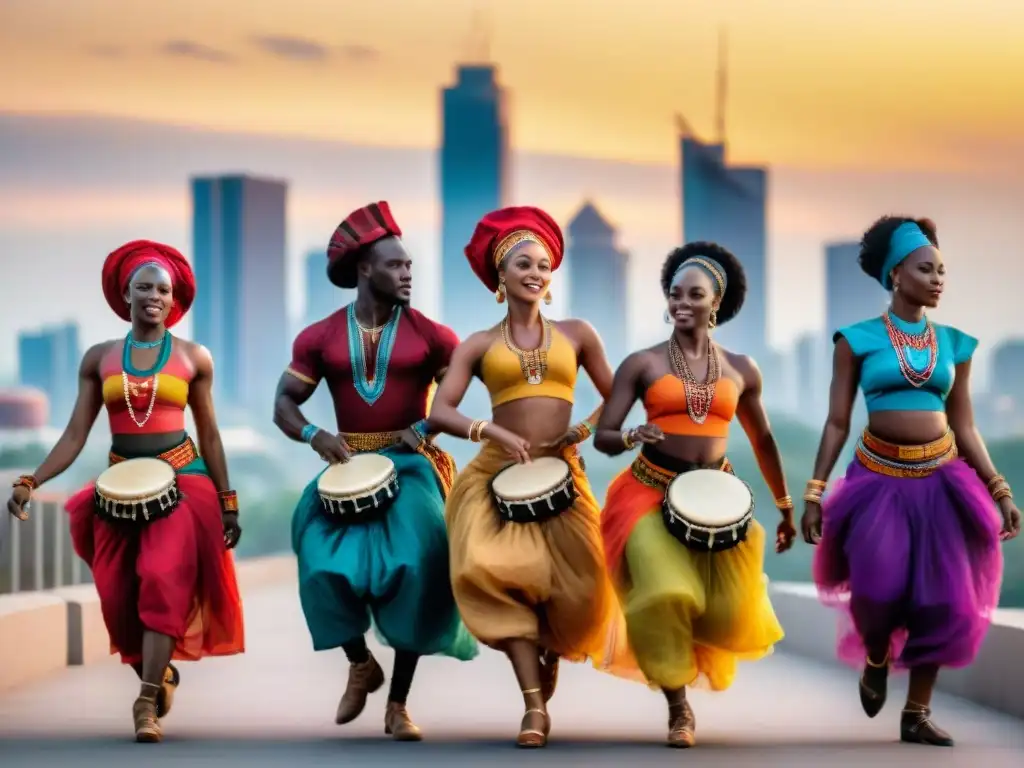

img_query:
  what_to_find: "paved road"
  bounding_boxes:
[1,582,1021,767]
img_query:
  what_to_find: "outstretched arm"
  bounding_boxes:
[734,356,789,503]
[593,353,647,456]
[425,332,491,440]
[26,343,105,487]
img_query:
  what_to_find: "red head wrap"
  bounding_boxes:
[101,240,196,329]
[463,206,564,293]
[326,201,403,288]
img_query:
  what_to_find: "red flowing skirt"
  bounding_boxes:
[66,473,245,665]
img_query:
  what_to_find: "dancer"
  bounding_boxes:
[6,240,245,743]
[428,206,639,749]
[594,242,795,748]
[800,215,1019,747]
[273,201,477,741]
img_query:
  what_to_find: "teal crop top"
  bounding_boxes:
[834,314,978,413]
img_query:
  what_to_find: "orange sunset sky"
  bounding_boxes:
[1,0,1023,384]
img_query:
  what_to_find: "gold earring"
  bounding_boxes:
[709,308,718,329]
[495,281,506,304]
[543,290,552,305]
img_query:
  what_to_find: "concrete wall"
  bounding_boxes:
[0,554,295,692]
[770,582,1024,720]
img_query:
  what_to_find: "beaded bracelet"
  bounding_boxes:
[12,474,38,491]
[218,490,239,513]
[300,424,320,443]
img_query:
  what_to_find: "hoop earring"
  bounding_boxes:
[709,308,718,329]
[495,281,506,304]
[543,290,552,305]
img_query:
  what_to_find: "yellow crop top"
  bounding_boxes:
[480,321,577,407]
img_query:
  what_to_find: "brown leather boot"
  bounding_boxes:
[384,701,423,741]
[335,655,385,724]
[133,685,162,743]
[667,700,695,748]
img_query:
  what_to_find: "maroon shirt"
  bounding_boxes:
[287,305,458,433]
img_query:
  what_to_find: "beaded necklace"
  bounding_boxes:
[668,335,720,425]
[500,315,552,385]
[347,303,401,405]
[882,311,937,387]
[121,330,171,428]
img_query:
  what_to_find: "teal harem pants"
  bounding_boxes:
[291,445,478,661]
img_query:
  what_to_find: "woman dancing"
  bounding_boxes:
[800,215,1019,747]
[594,242,795,748]
[6,240,245,743]
[428,206,639,748]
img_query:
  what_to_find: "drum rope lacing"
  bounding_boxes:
[668,335,720,425]
[500,315,553,385]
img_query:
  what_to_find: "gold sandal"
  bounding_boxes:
[516,688,550,748]
[134,684,162,743]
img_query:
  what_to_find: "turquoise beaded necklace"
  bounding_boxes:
[347,304,401,406]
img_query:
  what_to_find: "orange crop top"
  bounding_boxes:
[643,374,739,438]
[100,335,195,435]
[480,321,577,407]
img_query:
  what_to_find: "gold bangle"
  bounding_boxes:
[622,429,636,450]
[467,419,482,441]
[802,489,823,504]
[775,495,794,510]
[992,486,1013,502]
[469,420,489,443]
[987,474,1006,490]
[806,479,827,490]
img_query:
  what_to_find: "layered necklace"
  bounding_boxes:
[121,330,170,428]
[347,304,401,405]
[883,310,937,387]
[500,315,553,385]
[668,334,720,424]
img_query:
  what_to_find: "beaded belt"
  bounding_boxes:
[630,452,732,490]
[108,436,198,471]
[855,429,956,479]
[341,431,403,453]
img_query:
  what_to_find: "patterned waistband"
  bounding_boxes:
[630,452,732,490]
[855,429,957,479]
[108,436,198,471]
[341,431,403,453]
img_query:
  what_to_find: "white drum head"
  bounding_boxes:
[667,469,752,526]
[318,453,396,498]
[96,458,175,501]
[492,457,570,500]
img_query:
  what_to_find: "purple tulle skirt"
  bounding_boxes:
[813,456,1003,671]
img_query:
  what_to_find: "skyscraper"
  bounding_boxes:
[191,174,288,413]
[439,63,509,339]
[17,322,80,427]
[677,33,768,358]
[825,240,887,337]
[566,202,630,367]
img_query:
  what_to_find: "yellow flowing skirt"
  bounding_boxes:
[601,457,783,691]
[446,441,641,680]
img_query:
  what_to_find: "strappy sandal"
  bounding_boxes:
[134,684,162,743]
[516,687,550,748]
[155,664,179,719]
[859,651,889,718]
[667,700,695,748]
[539,649,559,702]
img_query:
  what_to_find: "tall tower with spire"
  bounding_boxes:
[676,28,771,365]
[438,7,509,340]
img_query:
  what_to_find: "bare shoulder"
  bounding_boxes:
[621,342,664,374]
[175,337,214,372]
[554,317,598,339]
[717,344,760,386]
[459,327,499,355]
[80,340,115,373]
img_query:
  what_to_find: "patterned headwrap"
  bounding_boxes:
[326,201,403,288]
[463,206,564,293]
[101,240,196,329]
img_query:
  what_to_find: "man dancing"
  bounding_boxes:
[273,201,477,741]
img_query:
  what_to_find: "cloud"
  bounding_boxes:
[251,35,330,63]
[85,45,125,59]
[338,44,378,63]
[161,40,233,64]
